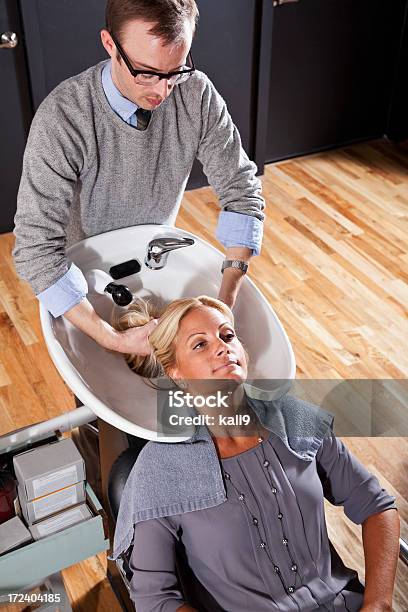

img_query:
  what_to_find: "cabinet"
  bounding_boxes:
[265,0,408,163]
[0,0,32,233]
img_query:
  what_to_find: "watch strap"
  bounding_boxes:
[221,259,248,274]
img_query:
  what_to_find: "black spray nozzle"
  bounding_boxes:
[104,282,133,306]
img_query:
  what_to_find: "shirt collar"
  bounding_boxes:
[101,59,138,122]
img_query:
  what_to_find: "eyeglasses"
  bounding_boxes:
[110,32,196,86]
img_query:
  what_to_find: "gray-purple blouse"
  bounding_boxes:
[128,430,397,612]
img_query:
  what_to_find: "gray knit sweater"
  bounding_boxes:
[12,60,265,295]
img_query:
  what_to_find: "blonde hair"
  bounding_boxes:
[112,295,234,380]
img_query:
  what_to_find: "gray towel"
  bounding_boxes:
[110,385,334,561]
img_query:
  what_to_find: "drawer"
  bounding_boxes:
[0,483,109,595]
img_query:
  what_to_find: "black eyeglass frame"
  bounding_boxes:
[109,31,196,82]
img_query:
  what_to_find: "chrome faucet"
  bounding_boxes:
[145,236,195,270]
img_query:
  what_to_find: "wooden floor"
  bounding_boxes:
[1,138,407,610]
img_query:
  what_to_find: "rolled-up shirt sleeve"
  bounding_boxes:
[316,431,397,525]
[128,518,185,612]
[216,210,263,256]
[37,262,88,317]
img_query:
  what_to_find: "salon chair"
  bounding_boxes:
[107,435,224,612]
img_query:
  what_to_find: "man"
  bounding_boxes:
[12,0,265,502]
[13,0,265,356]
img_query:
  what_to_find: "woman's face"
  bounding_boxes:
[168,306,248,383]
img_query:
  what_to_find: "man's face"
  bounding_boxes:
[101,19,193,111]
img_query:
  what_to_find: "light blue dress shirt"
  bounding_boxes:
[38,60,263,317]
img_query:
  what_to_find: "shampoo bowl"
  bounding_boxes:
[40,225,296,441]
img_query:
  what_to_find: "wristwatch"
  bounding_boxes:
[221,259,249,274]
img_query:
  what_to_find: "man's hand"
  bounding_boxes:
[63,297,158,355]
[114,318,159,355]
[218,246,252,309]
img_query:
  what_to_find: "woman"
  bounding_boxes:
[111,296,400,612]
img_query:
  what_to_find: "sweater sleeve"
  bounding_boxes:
[196,77,265,224]
[12,96,87,296]
[128,518,186,612]
[316,431,398,525]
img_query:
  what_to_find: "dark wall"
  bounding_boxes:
[265,0,407,163]
[20,0,107,111]
[387,0,408,141]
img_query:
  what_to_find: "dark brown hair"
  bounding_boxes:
[105,0,199,46]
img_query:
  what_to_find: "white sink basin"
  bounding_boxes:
[40,225,295,441]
